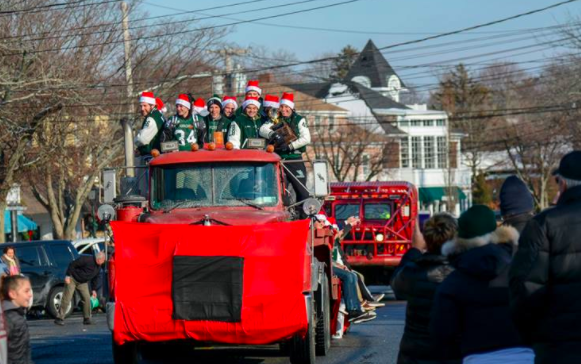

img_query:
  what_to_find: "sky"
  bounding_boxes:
[140,0,581,91]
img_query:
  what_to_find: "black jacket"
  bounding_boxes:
[431,226,525,358]
[502,213,533,234]
[2,300,33,364]
[509,185,581,363]
[391,248,460,364]
[66,255,102,291]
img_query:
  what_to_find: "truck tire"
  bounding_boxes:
[112,336,138,364]
[46,286,73,319]
[289,295,316,364]
[315,274,331,356]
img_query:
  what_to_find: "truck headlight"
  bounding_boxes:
[375,233,384,242]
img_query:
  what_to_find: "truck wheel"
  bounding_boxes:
[112,336,138,364]
[315,274,331,356]
[289,296,316,364]
[46,286,73,319]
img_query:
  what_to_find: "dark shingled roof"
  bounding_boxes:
[346,82,409,111]
[283,82,331,99]
[346,39,406,89]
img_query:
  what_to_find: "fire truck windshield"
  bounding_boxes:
[335,203,359,221]
[364,203,392,220]
[150,162,279,210]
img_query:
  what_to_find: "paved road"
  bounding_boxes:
[30,292,405,363]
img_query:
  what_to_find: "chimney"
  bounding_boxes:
[258,72,274,84]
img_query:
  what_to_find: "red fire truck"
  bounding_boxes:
[323,182,418,280]
[101,146,339,364]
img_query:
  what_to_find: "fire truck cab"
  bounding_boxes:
[323,182,418,281]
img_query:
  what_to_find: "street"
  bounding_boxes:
[30,297,405,364]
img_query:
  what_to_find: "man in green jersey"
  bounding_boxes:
[134,91,165,156]
[229,96,263,149]
[203,95,230,144]
[165,93,205,150]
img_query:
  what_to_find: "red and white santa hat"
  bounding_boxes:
[242,95,261,109]
[139,91,156,105]
[176,94,191,109]
[245,80,262,95]
[263,94,280,109]
[280,92,295,109]
[155,97,167,113]
[193,98,206,114]
[222,95,238,109]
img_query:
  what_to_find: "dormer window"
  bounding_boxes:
[351,76,371,88]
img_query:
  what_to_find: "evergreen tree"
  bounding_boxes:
[330,45,359,80]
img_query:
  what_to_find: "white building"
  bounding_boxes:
[286,40,472,215]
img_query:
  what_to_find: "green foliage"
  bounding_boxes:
[472,172,493,205]
[331,45,358,80]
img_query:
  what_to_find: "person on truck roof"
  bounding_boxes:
[260,94,280,124]
[234,80,263,117]
[204,94,231,144]
[229,96,263,149]
[222,95,238,122]
[163,93,205,151]
[260,92,311,215]
[135,91,166,156]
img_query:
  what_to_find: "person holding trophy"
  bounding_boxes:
[203,94,230,145]
[260,92,311,215]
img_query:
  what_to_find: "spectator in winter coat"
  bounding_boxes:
[499,175,535,233]
[509,151,581,364]
[1,247,20,276]
[431,205,534,364]
[391,213,460,364]
[1,275,34,364]
[54,252,106,326]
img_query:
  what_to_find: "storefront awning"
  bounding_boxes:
[4,211,38,233]
[419,187,467,204]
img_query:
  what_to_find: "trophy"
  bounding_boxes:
[269,108,297,145]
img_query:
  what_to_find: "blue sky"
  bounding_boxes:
[140,0,581,89]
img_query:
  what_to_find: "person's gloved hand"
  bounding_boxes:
[275,143,292,153]
[269,133,284,145]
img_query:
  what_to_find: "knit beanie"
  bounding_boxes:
[457,205,497,239]
[207,94,222,111]
[499,176,534,217]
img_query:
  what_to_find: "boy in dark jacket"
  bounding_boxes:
[391,213,460,364]
[431,205,534,363]
[2,275,34,364]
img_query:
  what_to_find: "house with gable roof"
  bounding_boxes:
[285,40,472,215]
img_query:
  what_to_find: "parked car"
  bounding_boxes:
[3,240,80,318]
[72,237,106,255]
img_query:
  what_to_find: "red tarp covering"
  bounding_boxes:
[111,221,311,345]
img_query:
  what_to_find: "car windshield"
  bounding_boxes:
[151,162,279,210]
[335,203,359,221]
[364,203,392,220]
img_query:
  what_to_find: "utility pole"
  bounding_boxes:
[121,1,135,177]
[209,47,248,94]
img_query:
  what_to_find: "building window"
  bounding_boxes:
[328,115,336,133]
[424,136,435,169]
[423,120,434,127]
[334,153,342,172]
[399,120,409,127]
[412,137,422,169]
[400,137,409,168]
[437,136,447,168]
[410,120,421,127]
[436,119,446,126]
[362,153,370,178]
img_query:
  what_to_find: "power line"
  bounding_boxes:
[0,0,120,16]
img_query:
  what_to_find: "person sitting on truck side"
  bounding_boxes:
[54,252,106,327]
[391,214,461,364]
[135,91,166,156]
[260,92,311,213]
[204,95,231,144]
[222,96,238,122]
[315,215,377,324]
[229,96,263,149]
[163,93,205,151]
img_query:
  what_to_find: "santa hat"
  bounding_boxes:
[263,94,280,109]
[155,97,167,113]
[207,94,222,110]
[242,96,261,109]
[139,91,156,105]
[193,98,206,114]
[245,80,261,95]
[222,95,238,109]
[280,92,295,109]
[175,94,191,109]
